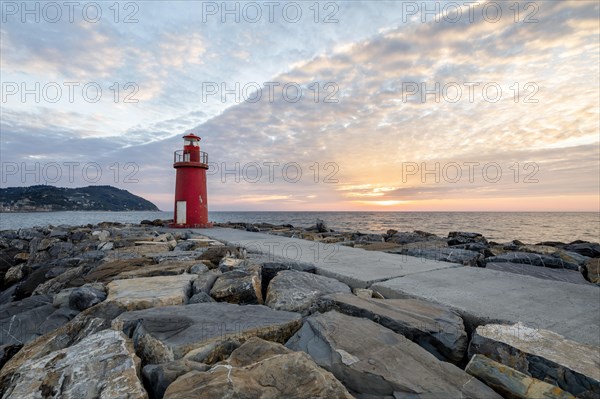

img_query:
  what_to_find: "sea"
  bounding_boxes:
[0,211,598,244]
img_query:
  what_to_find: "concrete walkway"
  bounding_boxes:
[194,228,600,347]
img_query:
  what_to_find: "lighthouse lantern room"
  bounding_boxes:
[171,134,211,228]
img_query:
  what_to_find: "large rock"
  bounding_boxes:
[468,323,600,399]
[562,242,600,258]
[483,252,579,270]
[210,266,263,304]
[143,359,209,399]
[164,337,353,399]
[400,247,483,266]
[112,302,302,364]
[106,274,195,310]
[80,257,154,283]
[265,270,350,315]
[192,270,220,294]
[466,354,577,399]
[585,258,600,284]
[113,261,197,279]
[31,266,84,295]
[286,311,502,398]
[68,283,107,310]
[318,293,467,363]
[0,329,147,399]
[0,294,78,346]
[447,231,488,246]
[486,262,590,284]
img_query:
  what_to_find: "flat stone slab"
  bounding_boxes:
[486,262,590,285]
[106,274,196,310]
[191,228,460,288]
[372,267,600,346]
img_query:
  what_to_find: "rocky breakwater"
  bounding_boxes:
[0,220,597,398]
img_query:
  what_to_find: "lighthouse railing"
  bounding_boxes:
[174,150,208,164]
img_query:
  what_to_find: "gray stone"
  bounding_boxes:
[486,262,590,284]
[0,295,79,346]
[468,323,600,399]
[164,337,353,399]
[189,263,209,274]
[0,330,147,399]
[69,283,107,310]
[143,359,209,399]
[387,231,438,244]
[210,267,263,304]
[319,293,467,363]
[400,247,483,266]
[466,354,577,399]
[112,302,302,364]
[32,266,84,295]
[174,240,197,251]
[286,310,501,398]
[562,242,600,258]
[3,264,24,286]
[265,270,351,315]
[483,251,579,270]
[192,270,220,294]
[188,292,215,304]
[447,231,488,246]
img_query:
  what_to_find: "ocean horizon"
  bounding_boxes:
[1,210,597,244]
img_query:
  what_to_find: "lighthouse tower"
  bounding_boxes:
[171,134,211,228]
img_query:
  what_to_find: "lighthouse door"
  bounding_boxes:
[176,201,187,224]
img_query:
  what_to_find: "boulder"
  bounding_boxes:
[189,262,209,274]
[0,295,78,346]
[486,262,590,285]
[210,267,263,304]
[400,247,483,266]
[81,257,154,283]
[318,293,467,363]
[68,283,107,310]
[112,302,302,364]
[468,323,600,399]
[562,242,600,258]
[3,264,24,286]
[286,310,502,399]
[164,338,353,399]
[106,274,195,310]
[387,231,438,245]
[113,261,196,279]
[265,270,350,315]
[483,252,579,270]
[585,258,600,284]
[447,231,488,246]
[32,266,84,295]
[0,330,147,399]
[192,270,221,294]
[188,292,215,304]
[466,354,577,399]
[143,359,209,399]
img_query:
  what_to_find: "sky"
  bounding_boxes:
[1,0,599,211]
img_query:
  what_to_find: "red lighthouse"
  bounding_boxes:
[171,134,211,228]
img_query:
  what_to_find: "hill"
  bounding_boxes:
[0,185,159,212]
